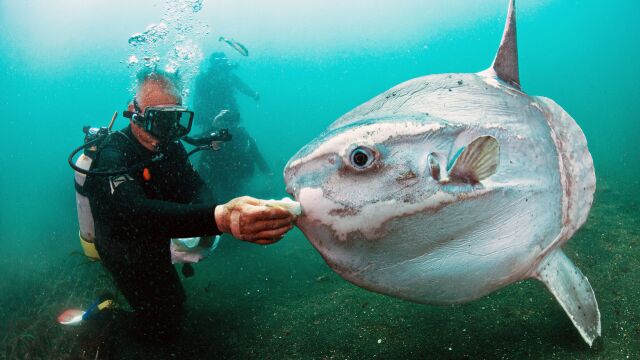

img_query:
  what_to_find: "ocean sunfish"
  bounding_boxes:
[284,0,599,346]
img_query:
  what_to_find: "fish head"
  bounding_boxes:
[283,101,497,282]
[285,114,456,232]
[284,69,533,242]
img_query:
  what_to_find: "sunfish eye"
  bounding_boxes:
[349,146,375,169]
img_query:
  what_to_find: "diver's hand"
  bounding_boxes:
[214,196,295,245]
[253,92,260,101]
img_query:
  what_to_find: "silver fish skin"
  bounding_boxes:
[284,0,599,346]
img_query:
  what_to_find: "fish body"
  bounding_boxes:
[219,36,249,56]
[284,0,599,345]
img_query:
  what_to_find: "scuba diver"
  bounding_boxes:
[197,109,271,202]
[192,51,260,131]
[73,68,296,344]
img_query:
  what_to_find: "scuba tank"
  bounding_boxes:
[72,112,118,261]
[75,152,99,260]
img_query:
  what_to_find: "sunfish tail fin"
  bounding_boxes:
[533,249,601,346]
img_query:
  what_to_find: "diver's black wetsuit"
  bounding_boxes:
[85,126,220,341]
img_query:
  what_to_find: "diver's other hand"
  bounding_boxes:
[214,196,294,245]
[210,141,223,151]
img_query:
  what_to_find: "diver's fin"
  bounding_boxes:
[448,136,499,184]
[491,0,520,88]
[533,249,601,346]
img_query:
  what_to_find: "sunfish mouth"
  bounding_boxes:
[283,161,301,199]
[284,180,297,200]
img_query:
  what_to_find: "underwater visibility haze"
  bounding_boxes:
[0,0,639,358]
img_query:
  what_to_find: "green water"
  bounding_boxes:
[1,0,639,358]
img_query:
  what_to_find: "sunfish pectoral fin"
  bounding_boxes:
[533,248,601,346]
[447,136,499,184]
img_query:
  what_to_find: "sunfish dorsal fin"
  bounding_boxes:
[491,0,520,89]
[448,136,499,184]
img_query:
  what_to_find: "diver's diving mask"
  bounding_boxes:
[123,101,194,142]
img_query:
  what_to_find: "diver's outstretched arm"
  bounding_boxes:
[231,74,259,101]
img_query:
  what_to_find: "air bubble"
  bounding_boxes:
[191,0,203,12]
[126,0,208,99]
[128,54,138,64]
[128,22,169,47]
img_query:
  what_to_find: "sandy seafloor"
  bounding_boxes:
[1,176,638,360]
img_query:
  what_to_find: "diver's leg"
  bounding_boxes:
[104,256,186,343]
[127,260,185,342]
